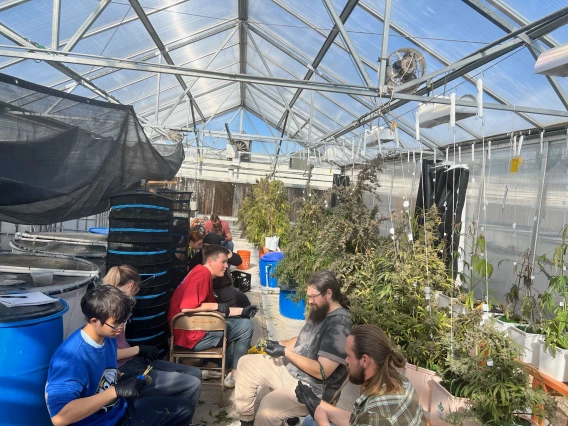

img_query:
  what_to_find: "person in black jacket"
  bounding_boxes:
[188,233,251,308]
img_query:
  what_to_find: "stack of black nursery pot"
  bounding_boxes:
[106,191,173,355]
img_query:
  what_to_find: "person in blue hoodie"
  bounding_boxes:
[45,285,191,426]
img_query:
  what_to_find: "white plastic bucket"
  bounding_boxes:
[264,236,280,251]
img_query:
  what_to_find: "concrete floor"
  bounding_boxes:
[191,223,360,426]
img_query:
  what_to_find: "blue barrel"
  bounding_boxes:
[259,252,284,288]
[0,299,68,425]
[279,289,306,320]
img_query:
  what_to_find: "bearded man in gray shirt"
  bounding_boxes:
[236,271,352,426]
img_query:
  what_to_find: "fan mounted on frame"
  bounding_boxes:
[384,48,426,93]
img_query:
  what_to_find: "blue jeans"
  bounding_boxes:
[221,240,234,252]
[302,416,335,426]
[118,396,191,426]
[120,356,202,421]
[192,317,254,370]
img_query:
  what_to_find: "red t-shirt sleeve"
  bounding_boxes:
[179,268,213,309]
[222,220,231,235]
[204,221,213,233]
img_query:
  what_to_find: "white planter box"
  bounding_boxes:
[429,377,469,426]
[436,293,454,308]
[509,325,542,366]
[403,363,437,412]
[538,338,568,382]
[492,316,518,335]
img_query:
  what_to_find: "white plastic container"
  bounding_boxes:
[538,338,568,382]
[31,271,54,285]
[264,236,280,251]
[492,316,518,335]
[509,325,542,366]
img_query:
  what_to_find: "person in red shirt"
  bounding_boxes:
[168,244,257,389]
[204,214,234,251]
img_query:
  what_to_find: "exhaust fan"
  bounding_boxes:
[534,43,568,77]
[418,94,477,128]
[385,48,426,93]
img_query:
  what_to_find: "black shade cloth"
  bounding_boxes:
[415,159,469,272]
[0,72,184,224]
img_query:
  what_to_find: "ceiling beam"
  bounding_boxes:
[51,0,61,50]
[62,0,112,52]
[358,1,542,129]
[238,0,247,105]
[321,0,373,87]
[319,4,568,140]
[270,0,361,130]
[461,0,568,110]
[128,0,205,121]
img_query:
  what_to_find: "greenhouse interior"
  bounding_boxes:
[2,0,568,425]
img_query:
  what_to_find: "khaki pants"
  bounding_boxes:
[236,354,309,426]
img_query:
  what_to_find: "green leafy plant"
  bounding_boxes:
[348,207,452,370]
[503,249,544,332]
[237,177,290,247]
[275,156,384,299]
[442,319,556,426]
[458,223,495,311]
[538,225,568,355]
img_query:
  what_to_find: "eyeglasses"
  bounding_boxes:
[307,292,322,301]
[103,315,131,332]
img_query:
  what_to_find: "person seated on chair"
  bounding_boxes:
[235,271,352,426]
[201,232,251,308]
[103,265,202,413]
[45,286,192,426]
[204,214,234,251]
[296,325,427,426]
[168,244,258,389]
[187,231,205,273]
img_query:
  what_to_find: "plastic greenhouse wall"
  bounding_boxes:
[373,136,567,303]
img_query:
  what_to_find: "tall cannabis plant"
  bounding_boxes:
[237,177,290,247]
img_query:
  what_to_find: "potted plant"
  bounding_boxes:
[275,157,384,300]
[505,249,545,366]
[443,322,556,426]
[536,225,568,382]
[347,207,452,411]
[237,177,290,254]
[428,311,483,426]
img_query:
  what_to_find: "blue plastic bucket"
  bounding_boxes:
[259,252,284,288]
[279,289,306,320]
[0,299,68,425]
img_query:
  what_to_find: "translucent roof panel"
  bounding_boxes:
[0,0,567,165]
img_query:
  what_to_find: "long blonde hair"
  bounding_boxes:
[103,265,140,288]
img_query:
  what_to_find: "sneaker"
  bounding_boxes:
[224,372,236,389]
[202,370,222,380]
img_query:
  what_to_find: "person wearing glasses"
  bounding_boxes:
[295,325,427,426]
[235,271,352,426]
[102,266,202,410]
[45,285,192,425]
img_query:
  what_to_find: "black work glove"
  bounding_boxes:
[266,340,279,347]
[217,303,230,317]
[138,345,160,361]
[118,370,138,382]
[241,305,258,319]
[115,376,147,399]
[295,380,320,417]
[265,340,286,358]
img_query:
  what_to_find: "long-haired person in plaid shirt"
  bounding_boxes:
[296,325,427,426]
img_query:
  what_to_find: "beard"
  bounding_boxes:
[308,300,329,323]
[347,362,366,385]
